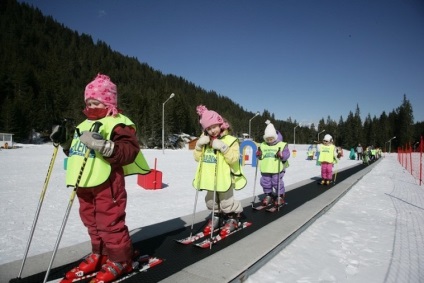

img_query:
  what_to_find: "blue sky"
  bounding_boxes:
[19,0,424,125]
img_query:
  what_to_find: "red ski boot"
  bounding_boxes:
[89,259,133,283]
[203,213,221,234]
[63,253,107,281]
[219,213,239,237]
[275,195,286,206]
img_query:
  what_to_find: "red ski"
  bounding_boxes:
[56,255,162,283]
[194,221,252,248]
[175,228,220,245]
[266,202,288,213]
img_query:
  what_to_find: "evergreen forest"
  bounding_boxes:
[1,0,423,150]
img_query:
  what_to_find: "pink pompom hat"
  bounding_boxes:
[196,105,229,130]
[84,73,118,116]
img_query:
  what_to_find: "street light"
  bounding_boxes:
[388,136,396,153]
[162,93,175,154]
[317,129,325,142]
[413,141,420,152]
[248,112,260,139]
[384,141,390,153]
[293,124,300,149]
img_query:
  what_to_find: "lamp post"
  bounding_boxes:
[248,111,260,139]
[162,93,175,154]
[293,124,300,149]
[317,129,325,142]
[388,136,396,154]
[413,141,420,152]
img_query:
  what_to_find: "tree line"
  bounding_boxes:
[1,0,423,151]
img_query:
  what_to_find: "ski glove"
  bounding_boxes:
[275,150,284,159]
[195,135,210,151]
[79,131,114,157]
[256,148,262,158]
[50,124,75,151]
[212,139,229,154]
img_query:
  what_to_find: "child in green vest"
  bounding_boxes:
[256,120,290,206]
[50,74,148,283]
[193,105,247,237]
[317,134,338,185]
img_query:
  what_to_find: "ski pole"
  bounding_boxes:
[189,147,205,238]
[276,147,281,211]
[209,151,219,249]
[17,143,59,279]
[333,161,338,184]
[43,121,102,283]
[251,149,260,207]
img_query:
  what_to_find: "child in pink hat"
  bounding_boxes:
[50,73,149,283]
[193,105,247,237]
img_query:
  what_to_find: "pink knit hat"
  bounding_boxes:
[84,73,118,116]
[196,105,229,130]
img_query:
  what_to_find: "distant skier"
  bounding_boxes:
[317,134,338,185]
[356,143,363,161]
[256,120,290,206]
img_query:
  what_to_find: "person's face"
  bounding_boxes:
[265,137,276,144]
[205,124,221,137]
[86,99,106,109]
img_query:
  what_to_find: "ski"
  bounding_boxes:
[53,255,161,283]
[111,256,163,283]
[251,203,272,211]
[266,202,288,213]
[175,228,219,245]
[317,181,334,186]
[194,221,252,248]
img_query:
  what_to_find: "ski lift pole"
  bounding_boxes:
[43,122,102,283]
[17,143,59,279]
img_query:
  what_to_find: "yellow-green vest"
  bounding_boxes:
[259,142,289,173]
[66,115,150,187]
[192,135,247,192]
[318,144,336,163]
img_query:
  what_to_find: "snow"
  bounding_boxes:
[1,143,423,282]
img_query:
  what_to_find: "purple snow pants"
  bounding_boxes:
[260,171,285,195]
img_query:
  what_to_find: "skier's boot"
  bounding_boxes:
[275,194,286,206]
[203,213,221,234]
[262,193,273,206]
[64,253,108,280]
[219,213,239,237]
[326,180,331,185]
[320,179,326,185]
[89,259,133,283]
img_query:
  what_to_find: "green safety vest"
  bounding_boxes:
[318,144,336,163]
[192,135,247,192]
[259,142,289,173]
[66,115,150,187]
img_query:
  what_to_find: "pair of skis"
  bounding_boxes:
[252,202,287,212]
[54,255,163,283]
[175,221,252,248]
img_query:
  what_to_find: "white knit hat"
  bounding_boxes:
[263,120,278,140]
[323,134,333,142]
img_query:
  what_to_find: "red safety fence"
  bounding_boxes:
[397,136,423,186]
